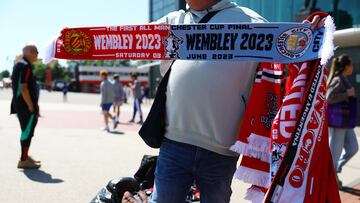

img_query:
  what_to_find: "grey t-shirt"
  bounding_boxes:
[114,81,125,102]
[157,0,266,156]
[132,80,142,99]
[100,79,115,104]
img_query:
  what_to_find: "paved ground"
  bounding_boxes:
[0,89,359,202]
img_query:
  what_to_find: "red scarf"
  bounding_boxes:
[265,60,340,202]
[230,62,285,201]
[231,61,340,203]
[230,12,339,203]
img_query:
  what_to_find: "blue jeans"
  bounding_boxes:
[131,98,143,121]
[329,127,359,173]
[149,139,238,203]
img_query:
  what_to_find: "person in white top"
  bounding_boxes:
[151,1,265,202]
[123,0,326,202]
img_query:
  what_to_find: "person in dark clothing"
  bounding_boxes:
[63,82,69,102]
[11,44,41,169]
[129,73,143,124]
[327,55,358,187]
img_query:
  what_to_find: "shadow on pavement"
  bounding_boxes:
[108,130,125,135]
[340,186,360,196]
[22,169,64,183]
[118,122,133,126]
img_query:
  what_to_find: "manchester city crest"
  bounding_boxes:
[276,27,313,59]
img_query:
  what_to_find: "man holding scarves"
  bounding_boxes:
[46,0,338,202]
[121,1,334,203]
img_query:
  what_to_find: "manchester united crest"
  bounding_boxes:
[64,29,92,56]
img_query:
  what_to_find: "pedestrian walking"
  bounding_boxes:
[63,82,68,102]
[129,72,143,124]
[327,54,359,187]
[113,74,125,128]
[100,70,116,132]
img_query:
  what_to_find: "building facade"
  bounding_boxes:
[149,0,360,28]
[233,0,359,28]
[148,0,360,124]
[149,0,186,22]
[234,0,360,125]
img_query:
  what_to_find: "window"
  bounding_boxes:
[233,0,359,29]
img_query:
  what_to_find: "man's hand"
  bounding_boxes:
[21,84,35,113]
[122,191,148,203]
[303,14,326,30]
[347,87,356,97]
[28,104,35,113]
[128,83,135,89]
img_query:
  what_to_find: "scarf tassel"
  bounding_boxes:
[44,38,56,64]
[234,165,270,188]
[245,186,266,203]
[320,15,336,65]
[230,134,270,162]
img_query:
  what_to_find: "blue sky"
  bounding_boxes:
[0,0,148,72]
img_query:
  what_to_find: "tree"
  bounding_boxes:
[33,60,69,83]
[133,60,150,67]
[67,60,136,67]
[0,70,10,79]
[33,63,47,82]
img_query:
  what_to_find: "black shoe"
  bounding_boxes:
[128,120,135,123]
[137,121,143,125]
[336,174,343,189]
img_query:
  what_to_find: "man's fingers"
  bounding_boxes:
[306,15,326,30]
[138,191,148,203]
[122,191,136,203]
[311,15,320,29]
[316,17,326,29]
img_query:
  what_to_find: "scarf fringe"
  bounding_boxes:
[44,39,56,64]
[234,165,270,188]
[248,133,270,154]
[230,140,249,154]
[245,187,265,203]
[230,134,270,162]
[320,15,335,65]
